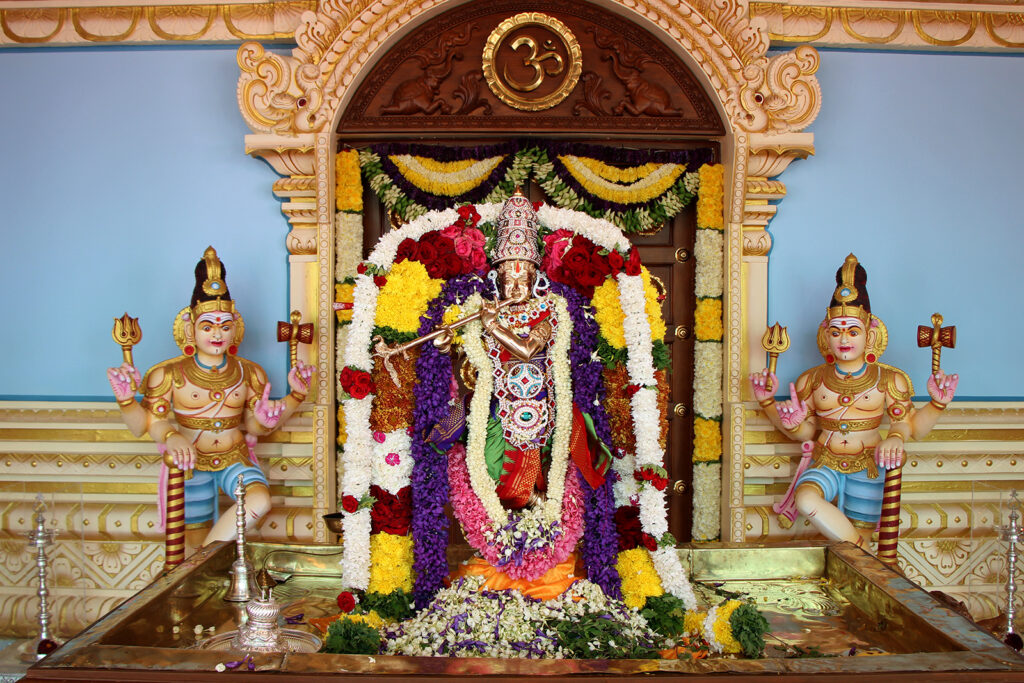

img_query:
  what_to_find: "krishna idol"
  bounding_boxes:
[750,254,958,551]
[107,247,314,555]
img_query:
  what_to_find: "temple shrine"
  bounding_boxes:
[0,0,1023,679]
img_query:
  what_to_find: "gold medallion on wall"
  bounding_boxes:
[482,12,582,111]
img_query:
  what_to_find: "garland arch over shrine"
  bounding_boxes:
[237,0,822,544]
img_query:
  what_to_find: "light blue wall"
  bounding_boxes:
[0,46,292,399]
[0,46,1021,400]
[765,49,1024,399]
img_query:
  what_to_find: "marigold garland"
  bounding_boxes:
[336,149,364,213]
[373,260,443,333]
[335,282,355,324]
[691,163,725,542]
[694,298,723,342]
[693,417,723,462]
[558,155,688,205]
[615,547,664,609]
[592,268,666,349]
[368,532,414,594]
[696,164,724,231]
[390,154,506,197]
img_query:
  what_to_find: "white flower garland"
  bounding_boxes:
[703,605,725,654]
[693,230,723,298]
[611,450,638,509]
[691,203,725,541]
[372,429,414,495]
[693,342,724,419]
[460,297,505,525]
[691,462,722,543]
[335,211,364,278]
[461,293,574,528]
[341,507,371,589]
[652,545,696,610]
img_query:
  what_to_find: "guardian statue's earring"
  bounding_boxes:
[532,272,550,298]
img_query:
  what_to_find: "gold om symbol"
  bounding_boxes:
[503,36,564,93]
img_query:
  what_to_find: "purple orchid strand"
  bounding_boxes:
[549,281,622,598]
[411,274,489,607]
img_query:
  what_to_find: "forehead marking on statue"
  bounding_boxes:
[197,312,234,325]
[828,316,863,330]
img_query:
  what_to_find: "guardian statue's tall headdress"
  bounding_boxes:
[191,246,236,319]
[827,253,871,326]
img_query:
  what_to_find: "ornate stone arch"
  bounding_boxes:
[237,0,820,542]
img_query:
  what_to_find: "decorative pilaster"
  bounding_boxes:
[244,132,332,543]
[741,132,815,391]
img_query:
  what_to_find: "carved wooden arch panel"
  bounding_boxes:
[238,0,823,543]
[336,0,725,137]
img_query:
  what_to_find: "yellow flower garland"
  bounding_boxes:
[335,149,363,212]
[334,610,386,630]
[572,157,663,184]
[592,268,666,349]
[368,532,414,594]
[374,260,443,333]
[559,155,686,205]
[692,417,722,462]
[683,609,707,636]
[694,298,723,341]
[711,600,743,654]
[389,154,505,197]
[615,547,664,609]
[335,282,355,324]
[696,164,724,230]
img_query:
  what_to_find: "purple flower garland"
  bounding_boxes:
[548,282,622,599]
[411,274,489,607]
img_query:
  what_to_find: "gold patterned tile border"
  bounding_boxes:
[1,0,1022,52]
[0,1,315,46]
[751,1,1024,51]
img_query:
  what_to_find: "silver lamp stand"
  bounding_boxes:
[997,489,1022,651]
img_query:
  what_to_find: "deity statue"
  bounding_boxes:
[750,254,958,550]
[424,195,610,511]
[107,247,314,554]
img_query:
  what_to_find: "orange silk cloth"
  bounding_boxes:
[452,553,584,601]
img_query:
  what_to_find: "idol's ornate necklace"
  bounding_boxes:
[823,362,879,407]
[182,356,242,392]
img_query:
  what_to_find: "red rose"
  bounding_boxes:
[641,533,658,551]
[625,384,640,397]
[625,248,642,276]
[575,263,606,288]
[614,505,644,552]
[339,367,357,393]
[395,238,419,263]
[607,250,625,273]
[341,495,359,513]
[369,484,412,535]
[349,372,375,400]
[633,470,644,482]
[442,252,465,278]
[416,238,440,265]
[652,477,668,491]
[373,275,387,287]
[336,591,356,613]
[357,263,367,275]
[561,244,593,274]
[532,201,543,212]
[457,205,481,228]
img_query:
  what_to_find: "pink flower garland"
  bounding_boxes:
[447,443,585,580]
